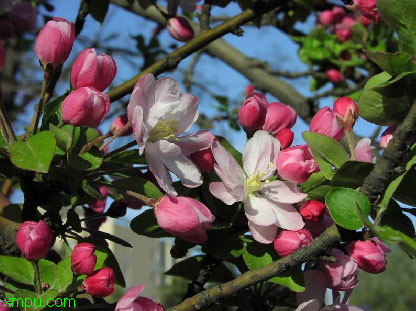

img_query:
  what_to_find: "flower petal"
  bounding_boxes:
[294,299,321,311]
[176,93,200,134]
[115,285,145,310]
[154,77,181,103]
[175,130,214,156]
[245,194,277,226]
[127,74,155,124]
[209,182,239,205]
[248,221,278,244]
[272,202,304,230]
[145,147,176,195]
[131,105,145,146]
[160,154,202,188]
[243,130,279,176]
[260,180,308,204]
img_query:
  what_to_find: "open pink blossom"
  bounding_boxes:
[209,130,307,243]
[127,74,214,195]
[354,138,375,163]
[115,285,165,311]
[379,125,396,148]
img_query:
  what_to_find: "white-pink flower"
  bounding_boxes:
[209,130,307,243]
[127,74,213,195]
[354,138,375,163]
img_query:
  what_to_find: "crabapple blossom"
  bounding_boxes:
[115,285,165,311]
[310,107,345,141]
[16,220,53,261]
[263,102,297,135]
[333,97,359,130]
[273,229,313,257]
[89,186,109,214]
[357,0,381,23]
[83,267,115,297]
[167,17,194,42]
[336,28,352,42]
[320,10,334,26]
[34,17,75,69]
[379,125,396,148]
[326,69,344,84]
[238,92,268,133]
[275,128,294,150]
[0,301,9,311]
[127,74,214,195]
[299,200,326,222]
[354,138,376,163]
[332,7,346,23]
[71,243,97,275]
[111,114,133,136]
[209,130,307,243]
[190,148,215,173]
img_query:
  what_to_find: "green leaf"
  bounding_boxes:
[374,225,416,258]
[89,0,110,24]
[377,0,416,57]
[104,149,146,165]
[55,257,73,292]
[111,176,163,199]
[81,179,103,200]
[9,131,56,173]
[394,168,416,206]
[41,92,68,130]
[331,161,374,188]
[380,200,415,238]
[302,132,348,178]
[325,187,371,230]
[49,124,77,153]
[364,50,416,76]
[202,236,244,260]
[0,255,34,285]
[38,259,57,288]
[130,209,171,238]
[301,171,331,201]
[14,288,58,311]
[358,71,411,125]
[94,249,109,270]
[82,227,133,248]
[242,241,304,292]
[68,149,103,171]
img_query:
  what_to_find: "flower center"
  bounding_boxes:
[244,162,274,195]
[148,120,179,142]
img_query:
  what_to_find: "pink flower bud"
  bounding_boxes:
[83,267,115,298]
[379,125,396,149]
[333,97,359,130]
[273,229,313,257]
[190,148,215,173]
[16,220,53,261]
[155,196,215,243]
[354,138,375,163]
[244,84,254,94]
[263,102,297,135]
[71,243,97,275]
[319,249,359,291]
[115,285,165,311]
[341,16,356,29]
[326,69,344,84]
[346,238,390,274]
[275,128,294,150]
[304,210,334,238]
[310,107,345,141]
[300,200,326,222]
[332,7,346,23]
[0,42,5,71]
[360,14,372,27]
[61,87,110,128]
[238,92,268,133]
[89,186,109,214]
[34,17,75,68]
[357,0,381,23]
[336,28,352,41]
[71,48,117,91]
[110,114,132,136]
[0,301,10,311]
[277,145,320,184]
[166,17,194,42]
[319,10,334,26]
[10,2,37,33]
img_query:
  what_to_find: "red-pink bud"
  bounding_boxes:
[10,2,37,33]
[34,17,75,68]
[277,145,320,184]
[341,15,356,29]
[244,84,254,95]
[190,148,215,173]
[71,48,117,91]
[115,285,165,311]
[357,0,381,23]
[332,7,346,23]
[336,27,352,41]
[155,196,215,243]
[61,87,110,128]
[0,301,10,311]
[275,128,294,150]
[263,102,297,135]
[326,69,344,84]
[340,50,352,60]
[83,267,115,298]
[299,200,326,222]
[360,14,372,27]
[333,97,359,130]
[89,186,109,214]
[379,125,396,149]
[319,10,334,26]
[166,17,194,42]
[0,41,5,71]
[310,107,345,141]
[110,114,132,136]
[238,92,268,133]
[71,243,97,275]
[273,229,313,257]
[16,220,53,261]
[304,210,334,238]
[346,238,390,274]
[319,249,359,291]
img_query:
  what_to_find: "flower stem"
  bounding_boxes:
[33,260,42,294]
[29,73,50,135]
[99,122,131,151]
[0,91,16,145]
[346,130,356,160]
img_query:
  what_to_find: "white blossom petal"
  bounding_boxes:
[244,194,278,226]
[260,180,307,204]
[209,182,239,205]
[160,153,202,188]
[272,202,304,230]
[248,221,278,244]
[175,130,214,156]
